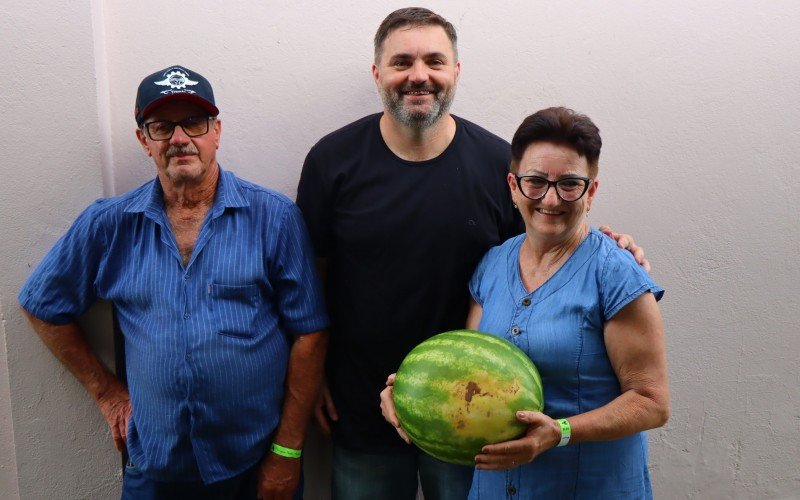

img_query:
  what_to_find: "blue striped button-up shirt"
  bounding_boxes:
[19,168,329,483]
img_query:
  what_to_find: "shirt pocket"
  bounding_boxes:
[208,283,261,338]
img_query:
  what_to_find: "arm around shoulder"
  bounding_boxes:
[598,225,651,272]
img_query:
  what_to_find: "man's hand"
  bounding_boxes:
[313,378,338,436]
[97,386,132,452]
[379,373,410,444]
[257,453,301,500]
[599,225,651,272]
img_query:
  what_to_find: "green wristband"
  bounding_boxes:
[556,418,571,447]
[270,442,302,458]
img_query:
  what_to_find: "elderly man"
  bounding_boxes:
[297,8,648,500]
[19,65,328,499]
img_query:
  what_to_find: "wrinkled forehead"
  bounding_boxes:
[380,25,456,61]
[517,142,589,175]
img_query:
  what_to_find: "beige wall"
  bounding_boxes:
[2,1,798,498]
[0,308,20,500]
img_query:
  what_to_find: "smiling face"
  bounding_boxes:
[135,100,221,186]
[509,141,598,242]
[373,25,460,129]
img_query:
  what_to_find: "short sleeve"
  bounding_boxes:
[296,152,334,258]
[600,247,664,321]
[18,201,106,324]
[271,202,330,336]
[469,249,493,306]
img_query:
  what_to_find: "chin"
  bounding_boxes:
[528,219,570,237]
[166,163,206,183]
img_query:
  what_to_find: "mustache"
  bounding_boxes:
[399,83,439,93]
[166,144,199,158]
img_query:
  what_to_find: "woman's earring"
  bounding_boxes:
[513,203,518,209]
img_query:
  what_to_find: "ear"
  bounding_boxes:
[212,118,222,150]
[454,60,461,83]
[372,62,380,87]
[135,128,151,157]
[507,172,518,192]
[585,178,599,210]
[507,172,522,206]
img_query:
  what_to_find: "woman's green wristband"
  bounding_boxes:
[270,442,302,459]
[556,418,571,447]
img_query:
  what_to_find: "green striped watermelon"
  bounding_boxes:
[393,329,544,465]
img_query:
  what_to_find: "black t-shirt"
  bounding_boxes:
[296,113,522,453]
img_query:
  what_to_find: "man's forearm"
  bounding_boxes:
[272,330,329,450]
[21,308,125,402]
[22,307,131,451]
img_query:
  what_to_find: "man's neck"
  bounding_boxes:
[379,112,457,162]
[159,165,219,211]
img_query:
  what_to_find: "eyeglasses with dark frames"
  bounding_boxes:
[142,116,215,141]
[514,175,592,202]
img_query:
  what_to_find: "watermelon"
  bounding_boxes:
[392,329,544,465]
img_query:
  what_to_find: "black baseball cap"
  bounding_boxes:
[134,65,219,125]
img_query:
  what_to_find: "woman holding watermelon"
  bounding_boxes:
[383,106,669,499]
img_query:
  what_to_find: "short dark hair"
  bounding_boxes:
[510,107,602,177]
[374,7,458,64]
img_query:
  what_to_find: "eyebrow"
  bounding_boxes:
[523,169,585,179]
[388,52,450,62]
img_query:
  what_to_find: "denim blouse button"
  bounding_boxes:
[521,297,531,306]
[511,326,521,335]
[507,485,517,494]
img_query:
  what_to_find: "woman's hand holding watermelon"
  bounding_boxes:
[379,373,411,444]
[473,411,561,470]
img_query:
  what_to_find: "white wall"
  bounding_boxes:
[2,1,798,498]
[1,0,120,498]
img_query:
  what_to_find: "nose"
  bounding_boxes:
[540,184,561,205]
[408,60,429,83]
[170,124,191,144]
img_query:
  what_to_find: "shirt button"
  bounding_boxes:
[521,297,531,306]
[511,326,521,335]
[183,313,189,319]
[184,274,189,281]
[185,353,191,360]
[507,485,517,495]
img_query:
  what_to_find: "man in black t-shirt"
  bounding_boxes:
[297,7,648,500]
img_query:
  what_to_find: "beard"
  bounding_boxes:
[162,143,205,183]
[380,82,456,129]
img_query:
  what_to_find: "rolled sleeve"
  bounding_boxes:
[469,251,490,306]
[272,203,329,336]
[19,201,106,324]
